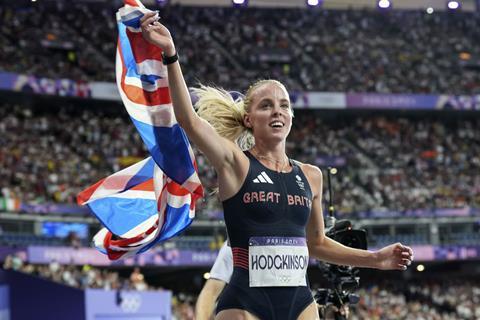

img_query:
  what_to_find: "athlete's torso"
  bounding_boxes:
[217,152,316,318]
[222,151,313,250]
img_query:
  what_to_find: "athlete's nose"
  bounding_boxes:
[272,104,284,116]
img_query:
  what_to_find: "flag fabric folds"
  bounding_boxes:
[77,0,203,260]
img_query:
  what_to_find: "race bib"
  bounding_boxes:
[248,236,309,287]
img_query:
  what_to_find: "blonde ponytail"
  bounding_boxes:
[192,85,254,150]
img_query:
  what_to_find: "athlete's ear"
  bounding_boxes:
[244,114,252,129]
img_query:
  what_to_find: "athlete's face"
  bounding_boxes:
[244,82,293,142]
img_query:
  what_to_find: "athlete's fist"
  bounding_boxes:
[140,11,176,56]
[374,242,414,271]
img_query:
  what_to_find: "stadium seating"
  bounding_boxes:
[1,3,479,93]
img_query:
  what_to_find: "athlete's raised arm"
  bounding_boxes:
[139,12,242,173]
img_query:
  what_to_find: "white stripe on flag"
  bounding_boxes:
[181,170,202,194]
[120,213,159,239]
[136,60,167,78]
[86,157,153,204]
[125,77,168,92]
[106,189,156,200]
[156,181,169,225]
[116,52,178,128]
[93,228,109,253]
[124,101,177,127]
[153,164,165,200]
[167,194,191,209]
[124,76,169,93]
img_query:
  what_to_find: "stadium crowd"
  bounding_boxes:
[2,255,196,319]
[3,255,479,319]
[1,2,480,93]
[350,281,480,320]
[2,254,150,291]
[1,103,479,217]
[349,116,480,211]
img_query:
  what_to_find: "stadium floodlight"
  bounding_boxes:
[306,0,321,6]
[447,0,460,9]
[426,7,434,14]
[378,0,391,9]
[232,0,247,5]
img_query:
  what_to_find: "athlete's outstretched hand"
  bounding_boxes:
[374,243,414,270]
[140,11,176,56]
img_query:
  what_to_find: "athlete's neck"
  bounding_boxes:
[251,140,287,162]
[251,143,289,173]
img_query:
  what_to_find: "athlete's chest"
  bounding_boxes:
[241,169,312,224]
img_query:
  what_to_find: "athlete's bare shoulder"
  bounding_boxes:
[297,162,323,196]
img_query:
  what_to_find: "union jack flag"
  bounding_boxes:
[77,0,203,260]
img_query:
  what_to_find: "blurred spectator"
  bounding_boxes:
[129,267,148,291]
[65,231,81,248]
[173,301,195,320]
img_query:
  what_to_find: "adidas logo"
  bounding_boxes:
[253,171,274,184]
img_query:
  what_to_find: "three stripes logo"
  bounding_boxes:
[253,171,274,184]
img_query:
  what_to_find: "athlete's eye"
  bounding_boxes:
[261,102,272,109]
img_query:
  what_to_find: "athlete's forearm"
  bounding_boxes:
[166,57,199,129]
[309,236,379,269]
[195,286,216,319]
[195,295,215,320]
[195,279,226,320]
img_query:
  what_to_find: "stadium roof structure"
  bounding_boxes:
[144,0,478,11]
